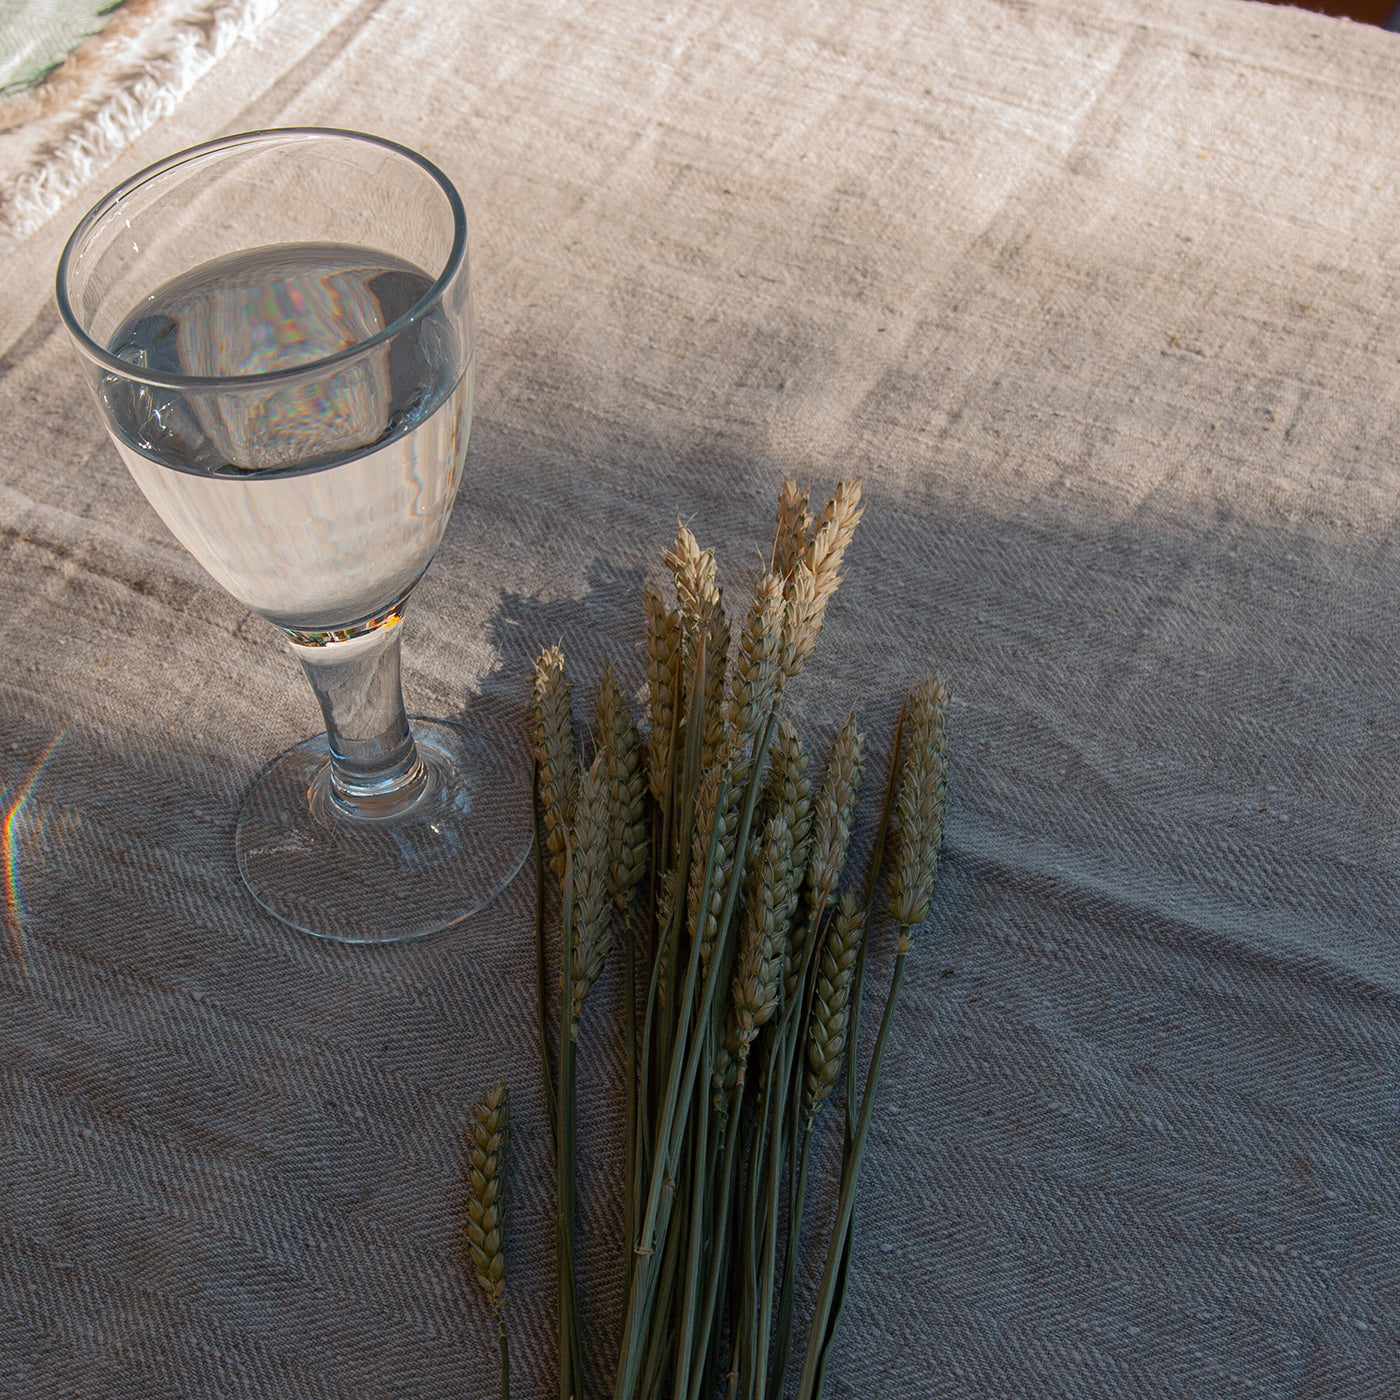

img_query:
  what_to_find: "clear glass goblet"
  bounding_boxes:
[57,127,532,943]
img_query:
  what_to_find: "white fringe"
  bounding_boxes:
[0,0,279,254]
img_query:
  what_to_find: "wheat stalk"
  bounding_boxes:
[552,479,945,1400]
[597,662,650,1287]
[732,787,804,1400]
[764,887,864,1400]
[617,725,773,1400]
[796,677,950,1400]
[769,716,894,1400]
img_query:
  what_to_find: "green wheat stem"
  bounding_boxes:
[672,1020,716,1400]
[635,641,700,1276]
[738,1043,780,1400]
[846,699,905,1139]
[794,951,909,1400]
[770,1104,817,1398]
[625,781,725,1394]
[660,638,683,869]
[752,1038,789,1400]
[688,1079,743,1400]
[624,901,639,1289]
[738,1098,760,1400]
[659,1139,694,1390]
[755,939,826,1400]
[733,1047,778,1400]
[788,1118,815,1324]
[657,627,710,1120]
[615,765,728,1400]
[679,1070,713,1400]
[766,1064,807,1400]
[811,702,909,1394]
[682,1097,726,1400]
[637,859,675,1252]
[615,705,778,1400]
[767,900,836,1400]
[637,807,663,1228]
[556,843,581,1400]
[639,1219,683,1400]
[534,761,558,1155]
[642,647,682,1201]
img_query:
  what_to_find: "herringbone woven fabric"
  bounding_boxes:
[2,1,1399,1396]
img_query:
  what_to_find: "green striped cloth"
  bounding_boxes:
[0,0,122,99]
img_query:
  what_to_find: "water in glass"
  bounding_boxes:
[103,241,472,635]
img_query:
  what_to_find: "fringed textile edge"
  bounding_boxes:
[0,0,280,255]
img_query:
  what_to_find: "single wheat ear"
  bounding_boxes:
[806,711,868,913]
[771,478,814,581]
[533,646,578,887]
[597,662,648,910]
[768,716,814,859]
[665,517,730,771]
[804,890,868,1122]
[807,477,864,605]
[700,606,732,774]
[889,674,950,946]
[781,476,864,680]
[664,517,721,631]
[766,717,813,995]
[654,865,678,1008]
[467,1082,509,1318]
[687,742,743,978]
[569,757,614,1036]
[728,570,784,743]
[728,812,795,1085]
[643,582,682,804]
[796,674,933,1400]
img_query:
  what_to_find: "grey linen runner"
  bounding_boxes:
[2,0,1399,1396]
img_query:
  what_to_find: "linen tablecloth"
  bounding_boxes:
[3,1,1399,1395]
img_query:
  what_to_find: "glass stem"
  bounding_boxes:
[289,618,428,820]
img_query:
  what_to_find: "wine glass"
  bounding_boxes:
[56,127,532,943]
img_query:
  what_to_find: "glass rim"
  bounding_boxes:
[55,126,468,392]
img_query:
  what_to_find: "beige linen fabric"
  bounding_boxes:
[3,0,1400,1396]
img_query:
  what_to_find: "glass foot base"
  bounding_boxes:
[235,717,532,943]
